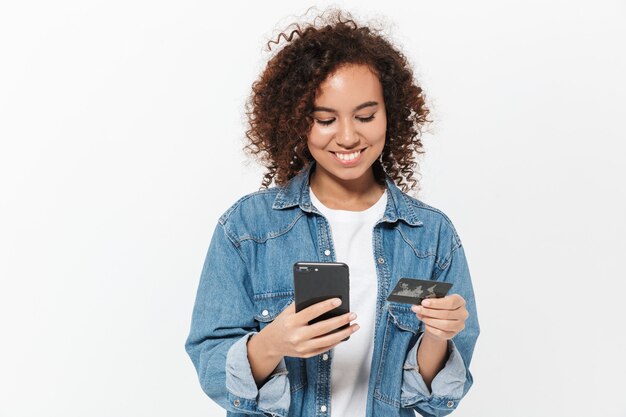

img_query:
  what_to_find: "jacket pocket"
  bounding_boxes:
[373,302,423,408]
[253,291,307,393]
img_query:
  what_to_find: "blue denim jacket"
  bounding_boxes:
[185,161,480,417]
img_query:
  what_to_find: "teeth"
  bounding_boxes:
[335,150,361,161]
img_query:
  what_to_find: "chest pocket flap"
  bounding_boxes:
[387,302,422,334]
[253,291,294,323]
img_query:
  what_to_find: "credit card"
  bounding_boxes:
[386,278,453,305]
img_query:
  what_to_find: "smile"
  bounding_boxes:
[331,148,366,165]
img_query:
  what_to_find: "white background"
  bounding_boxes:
[1,1,625,416]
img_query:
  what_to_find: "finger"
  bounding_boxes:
[419,316,465,333]
[412,305,468,321]
[296,297,343,325]
[421,294,465,310]
[300,341,342,359]
[304,322,359,352]
[305,310,356,338]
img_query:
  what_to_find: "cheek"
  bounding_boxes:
[368,120,387,144]
[366,112,386,134]
[307,128,332,150]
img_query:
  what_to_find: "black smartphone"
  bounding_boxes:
[293,261,351,341]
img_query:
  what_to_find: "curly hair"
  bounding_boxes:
[243,8,431,193]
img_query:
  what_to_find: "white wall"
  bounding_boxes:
[1,1,624,416]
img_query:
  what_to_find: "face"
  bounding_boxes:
[306,64,387,185]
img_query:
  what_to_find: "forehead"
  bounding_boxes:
[314,64,383,106]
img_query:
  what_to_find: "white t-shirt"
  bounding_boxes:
[309,186,388,417]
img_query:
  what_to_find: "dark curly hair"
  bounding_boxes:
[243,8,431,193]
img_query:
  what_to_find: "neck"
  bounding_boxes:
[308,164,385,211]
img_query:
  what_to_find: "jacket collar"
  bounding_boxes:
[272,160,423,226]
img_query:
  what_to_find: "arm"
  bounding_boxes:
[184,221,291,416]
[247,327,286,387]
[417,333,450,391]
[400,244,480,416]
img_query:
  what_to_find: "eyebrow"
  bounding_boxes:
[311,101,379,113]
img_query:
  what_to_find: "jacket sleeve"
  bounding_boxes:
[184,221,291,416]
[400,243,480,417]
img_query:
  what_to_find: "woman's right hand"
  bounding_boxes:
[263,298,359,359]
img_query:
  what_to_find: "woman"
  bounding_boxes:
[185,9,479,417]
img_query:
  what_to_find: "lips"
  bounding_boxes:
[330,147,366,165]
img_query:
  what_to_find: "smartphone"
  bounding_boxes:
[293,261,351,341]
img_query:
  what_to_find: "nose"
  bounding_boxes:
[335,119,360,149]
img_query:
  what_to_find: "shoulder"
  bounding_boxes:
[217,187,303,245]
[218,187,279,225]
[398,193,464,268]
[409,196,461,243]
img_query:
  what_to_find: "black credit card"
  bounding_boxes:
[386,278,453,305]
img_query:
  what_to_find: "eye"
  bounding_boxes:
[357,114,376,123]
[315,114,376,126]
[315,118,335,126]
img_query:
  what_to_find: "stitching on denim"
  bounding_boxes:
[395,227,437,258]
[253,291,294,301]
[236,211,307,244]
[405,198,463,242]
[400,193,421,225]
[374,314,392,396]
[215,224,254,298]
[387,305,421,334]
[375,307,424,408]
[252,292,293,321]
[288,358,307,393]
[373,387,401,408]
[405,197,453,222]
[372,226,384,335]
[434,242,463,276]
[219,188,277,225]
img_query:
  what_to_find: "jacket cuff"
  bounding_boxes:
[400,332,467,411]
[225,332,291,416]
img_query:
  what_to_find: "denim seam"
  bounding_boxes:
[289,359,307,393]
[435,242,463,274]
[395,227,437,259]
[374,314,393,401]
[237,211,307,244]
[253,291,295,300]
[387,306,421,334]
[219,188,277,224]
[406,198,456,228]
[373,387,401,408]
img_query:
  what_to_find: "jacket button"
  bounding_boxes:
[447,400,454,408]
[261,309,269,317]
[377,257,385,264]
[322,353,329,360]
[320,405,327,412]
[233,399,240,407]
[324,249,331,256]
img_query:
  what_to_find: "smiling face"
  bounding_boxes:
[306,63,387,190]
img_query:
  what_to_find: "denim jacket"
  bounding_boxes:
[185,161,480,417]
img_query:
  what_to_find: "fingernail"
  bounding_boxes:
[422,299,431,307]
[333,298,341,306]
[349,313,357,320]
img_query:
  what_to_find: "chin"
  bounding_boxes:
[323,162,376,182]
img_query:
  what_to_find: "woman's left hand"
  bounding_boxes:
[411,294,469,342]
